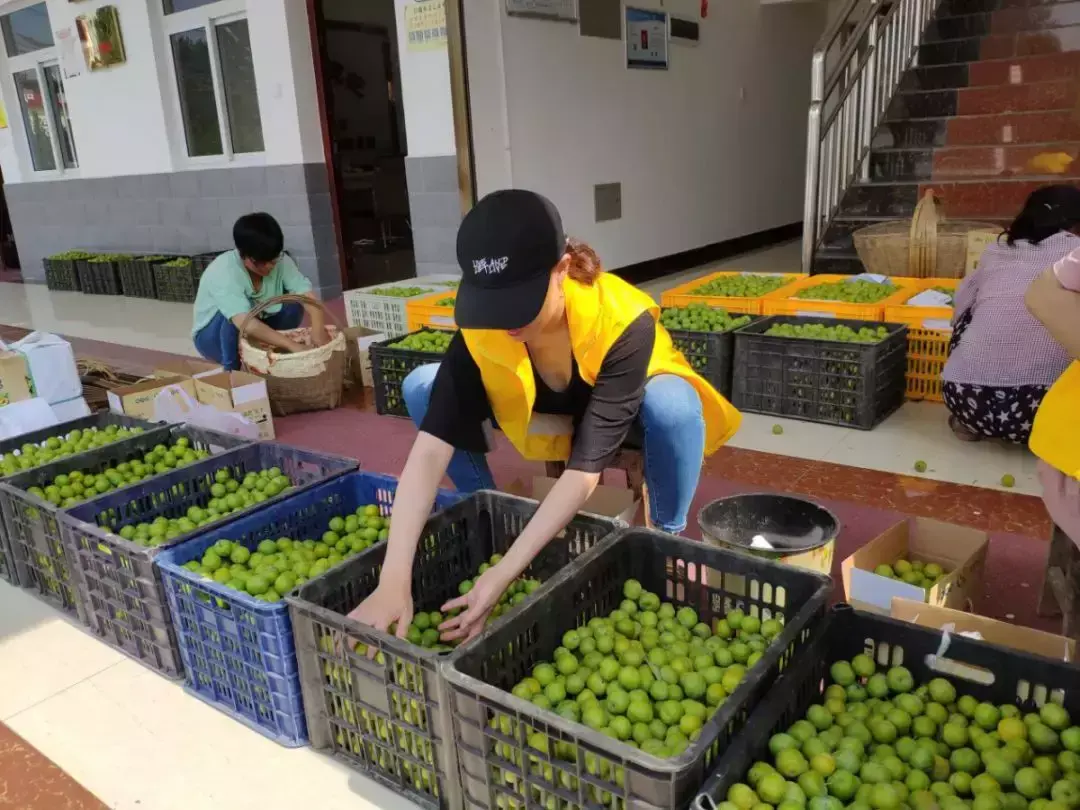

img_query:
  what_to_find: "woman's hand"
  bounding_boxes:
[311,326,331,348]
[439,562,516,643]
[347,576,414,657]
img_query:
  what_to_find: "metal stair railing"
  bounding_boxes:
[802,0,937,273]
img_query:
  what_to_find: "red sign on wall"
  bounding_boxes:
[701,0,709,17]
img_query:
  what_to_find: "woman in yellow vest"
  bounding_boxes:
[349,189,740,643]
[1026,258,1080,544]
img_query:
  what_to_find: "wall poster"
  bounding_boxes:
[405,0,447,52]
[505,0,578,21]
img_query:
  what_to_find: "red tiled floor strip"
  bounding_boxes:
[0,721,107,809]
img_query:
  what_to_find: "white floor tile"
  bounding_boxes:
[0,582,123,720]
[0,281,196,356]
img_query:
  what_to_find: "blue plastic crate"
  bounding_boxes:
[58,443,357,679]
[156,471,462,747]
[0,425,244,617]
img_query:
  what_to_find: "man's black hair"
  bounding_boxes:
[233,212,284,262]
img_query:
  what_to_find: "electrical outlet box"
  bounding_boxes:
[594,183,622,222]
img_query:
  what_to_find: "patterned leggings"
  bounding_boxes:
[942,308,1048,444]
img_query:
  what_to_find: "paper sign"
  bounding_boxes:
[405,0,447,51]
[55,26,83,79]
[506,0,578,21]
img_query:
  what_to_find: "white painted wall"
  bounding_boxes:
[466,0,827,269]
[0,0,324,184]
[393,0,454,157]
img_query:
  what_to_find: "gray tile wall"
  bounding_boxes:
[6,162,343,299]
[405,154,463,278]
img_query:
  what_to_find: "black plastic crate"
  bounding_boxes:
[76,258,124,295]
[59,442,356,678]
[44,257,81,292]
[118,255,170,299]
[0,413,157,586]
[668,317,761,400]
[0,426,247,618]
[288,491,624,810]
[369,330,454,417]
[192,251,225,273]
[694,604,1080,810]
[444,528,833,810]
[154,257,200,303]
[732,316,908,429]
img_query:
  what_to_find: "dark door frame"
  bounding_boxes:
[306,0,477,291]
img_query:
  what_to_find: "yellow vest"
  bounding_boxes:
[461,273,741,462]
[1030,361,1080,477]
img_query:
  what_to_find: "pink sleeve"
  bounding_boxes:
[1053,246,1080,292]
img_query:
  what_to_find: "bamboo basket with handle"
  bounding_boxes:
[238,294,347,416]
[853,191,999,279]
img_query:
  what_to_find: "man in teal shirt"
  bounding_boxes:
[192,212,327,370]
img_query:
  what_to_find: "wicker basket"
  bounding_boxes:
[239,294,347,416]
[853,191,999,279]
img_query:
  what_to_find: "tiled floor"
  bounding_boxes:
[0,241,1043,495]
[0,242,1060,808]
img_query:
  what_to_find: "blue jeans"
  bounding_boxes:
[403,366,705,532]
[193,302,304,371]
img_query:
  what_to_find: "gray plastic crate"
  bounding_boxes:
[0,426,248,618]
[443,528,832,810]
[287,491,624,810]
[0,413,158,586]
[59,442,356,678]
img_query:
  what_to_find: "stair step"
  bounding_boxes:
[839,178,1054,219]
[918,23,1080,64]
[939,0,1080,17]
[870,142,1080,180]
[888,79,1076,120]
[876,110,1080,147]
[810,251,867,275]
[925,0,1080,42]
[901,52,1080,91]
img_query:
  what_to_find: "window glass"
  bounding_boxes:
[13,68,56,171]
[215,19,264,154]
[1,3,53,58]
[170,27,224,156]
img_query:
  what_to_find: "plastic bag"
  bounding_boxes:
[152,385,260,441]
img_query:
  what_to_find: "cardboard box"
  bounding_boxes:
[194,371,275,440]
[532,476,639,525]
[0,351,33,407]
[152,359,223,380]
[108,376,196,421]
[842,517,988,615]
[344,325,387,388]
[891,598,1075,662]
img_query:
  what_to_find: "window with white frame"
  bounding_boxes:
[1,2,77,173]
[163,0,264,159]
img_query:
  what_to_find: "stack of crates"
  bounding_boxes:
[344,276,460,337]
[883,278,959,402]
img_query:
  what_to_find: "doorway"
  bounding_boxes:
[310,0,414,289]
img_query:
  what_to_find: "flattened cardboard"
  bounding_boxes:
[842,517,988,615]
[891,598,1074,662]
[108,376,195,420]
[152,359,223,380]
[532,476,638,525]
[0,351,33,407]
[193,371,275,440]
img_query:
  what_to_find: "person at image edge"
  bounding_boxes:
[348,189,741,645]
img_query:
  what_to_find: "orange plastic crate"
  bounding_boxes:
[659,271,806,315]
[883,278,959,403]
[761,274,917,321]
[882,277,959,328]
[905,327,951,402]
[406,289,457,331]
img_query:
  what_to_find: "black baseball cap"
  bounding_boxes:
[455,189,567,330]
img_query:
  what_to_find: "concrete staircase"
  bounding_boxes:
[815,0,1080,274]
